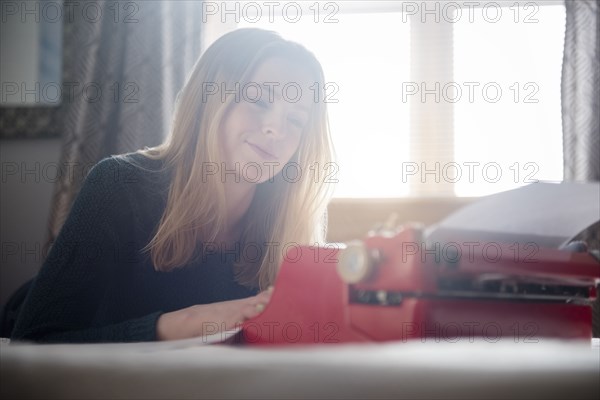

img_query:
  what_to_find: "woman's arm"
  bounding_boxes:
[10,158,160,343]
[11,157,273,343]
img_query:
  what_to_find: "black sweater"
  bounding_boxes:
[11,153,257,343]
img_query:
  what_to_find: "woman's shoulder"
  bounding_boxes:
[91,151,168,184]
[84,151,170,200]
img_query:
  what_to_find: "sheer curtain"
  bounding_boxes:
[562,0,600,182]
[561,0,600,338]
[44,1,203,253]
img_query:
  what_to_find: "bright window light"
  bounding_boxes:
[453,4,566,196]
[235,2,566,198]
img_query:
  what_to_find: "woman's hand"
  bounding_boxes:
[156,288,273,341]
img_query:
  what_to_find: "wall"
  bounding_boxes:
[0,138,62,307]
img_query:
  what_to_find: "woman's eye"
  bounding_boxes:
[288,117,305,129]
[255,99,268,109]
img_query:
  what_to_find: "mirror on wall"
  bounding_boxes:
[1,0,63,107]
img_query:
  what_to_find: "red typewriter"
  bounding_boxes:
[239,225,600,345]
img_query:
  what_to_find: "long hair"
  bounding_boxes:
[127,28,335,290]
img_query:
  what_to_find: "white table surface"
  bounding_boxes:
[1,338,599,399]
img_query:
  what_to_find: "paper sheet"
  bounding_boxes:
[6,328,244,353]
[425,182,600,248]
[137,327,242,351]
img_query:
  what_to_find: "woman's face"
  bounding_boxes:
[219,57,314,184]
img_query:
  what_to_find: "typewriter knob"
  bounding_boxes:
[337,241,380,283]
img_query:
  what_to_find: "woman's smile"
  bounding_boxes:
[246,140,279,161]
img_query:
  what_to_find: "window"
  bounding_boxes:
[230,1,566,198]
[453,3,565,196]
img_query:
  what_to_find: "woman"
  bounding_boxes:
[11,28,335,343]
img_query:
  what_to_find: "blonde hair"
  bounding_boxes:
[129,28,335,290]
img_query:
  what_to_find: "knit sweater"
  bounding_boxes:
[11,153,257,343]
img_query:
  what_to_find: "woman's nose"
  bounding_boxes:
[261,115,284,138]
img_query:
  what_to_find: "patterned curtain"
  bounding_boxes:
[561,0,600,338]
[43,1,203,254]
[562,0,600,182]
